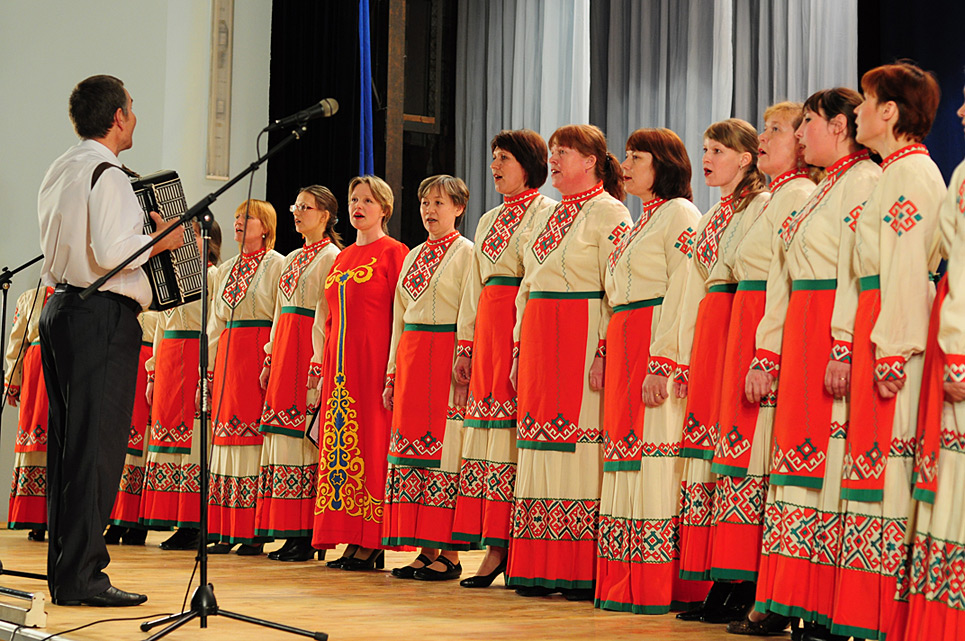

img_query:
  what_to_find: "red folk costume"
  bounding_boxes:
[753,151,880,625]
[595,197,708,613]
[895,159,965,641]
[674,190,770,580]
[4,286,52,530]
[312,236,408,550]
[831,144,945,640]
[255,238,338,539]
[140,266,217,529]
[709,170,815,581]
[451,189,556,548]
[109,310,160,527]
[381,230,474,550]
[506,182,631,591]
[206,248,284,544]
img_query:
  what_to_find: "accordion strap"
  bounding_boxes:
[90,162,140,190]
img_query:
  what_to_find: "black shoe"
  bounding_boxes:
[207,542,235,554]
[275,537,318,562]
[704,581,755,624]
[342,549,384,571]
[459,560,507,588]
[55,586,148,607]
[392,553,434,579]
[159,527,200,551]
[326,544,359,569]
[413,556,462,581]
[561,588,594,602]
[727,612,791,636]
[235,543,264,556]
[515,585,559,597]
[121,527,147,546]
[27,528,46,543]
[103,525,126,545]
[267,538,298,560]
[677,581,734,621]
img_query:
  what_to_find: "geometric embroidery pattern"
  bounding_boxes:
[14,423,46,449]
[679,481,716,528]
[883,196,921,237]
[711,474,767,527]
[674,227,695,257]
[597,514,678,565]
[257,463,318,501]
[770,436,828,476]
[208,473,259,509]
[384,466,459,510]
[760,500,843,568]
[694,195,736,271]
[839,512,906,577]
[481,190,538,264]
[259,403,307,436]
[906,531,965,612]
[401,231,460,300]
[844,206,862,232]
[117,464,145,497]
[465,391,517,424]
[641,441,681,457]
[714,424,752,462]
[603,426,642,462]
[213,415,261,440]
[512,498,599,541]
[518,412,600,444]
[457,458,516,504]
[531,183,603,264]
[389,427,443,460]
[608,197,665,271]
[10,465,45,497]
[144,461,202,494]
[279,238,330,300]
[222,248,266,307]
[958,176,965,215]
[682,412,718,451]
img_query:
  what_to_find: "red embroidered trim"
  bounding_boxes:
[693,195,737,270]
[561,182,604,205]
[750,349,781,374]
[673,365,690,385]
[512,341,520,359]
[480,189,539,264]
[401,232,461,300]
[384,373,396,388]
[308,362,323,378]
[595,340,607,359]
[874,356,906,382]
[944,355,965,384]
[456,341,473,358]
[769,169,810,192]
[608,198,666,270]
[830,340,853,364]
[881,143,929,171]
[279,238,331,298]
[647,356,675,377]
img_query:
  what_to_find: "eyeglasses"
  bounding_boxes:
[289,204,317,213]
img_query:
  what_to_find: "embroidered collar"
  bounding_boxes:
[425,230,460,247]
[242,247,267,259]
[304,237,332,252]
[608,198,667,270]
[769,169,810,192]
[825,150,871,176]
[881,143,929,170]
[504,188,540,207]
[561,182,604,205]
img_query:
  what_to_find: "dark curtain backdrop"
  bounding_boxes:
[266,0,388,255]
[858,0,965,183]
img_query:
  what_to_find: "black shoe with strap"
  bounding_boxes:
[392,553,434,579]
[342,549,385,571]
[413,555,462,581]
[326,544,359,569]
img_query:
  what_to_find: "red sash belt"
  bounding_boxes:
[680,285,737,459]
[913,274,947,503]
[770,280,837,488]
[712,282,767,476]
[387,323,456,467]
[517,291,601,452]
[602,298,661,471]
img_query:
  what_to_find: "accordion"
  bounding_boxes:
[131,170,204,311]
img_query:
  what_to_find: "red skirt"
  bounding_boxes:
[712,283,767,476]
[602,300,660,471]
[125,341,152,456]
[843,277,895,501]
[770,281,837,488]
[452,278,520,547]
[7,452,46,529]
[149,332,200,454]
[110,453,146,527]
[260,310,314,437]
[680,285,737,459]
[212,323,271,446]
[14,344,48,453]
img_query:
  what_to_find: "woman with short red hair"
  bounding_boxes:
[831,61,945,641]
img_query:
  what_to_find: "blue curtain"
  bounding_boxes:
[358,0,375,175]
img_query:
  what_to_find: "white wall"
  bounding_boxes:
[0,0,272,522]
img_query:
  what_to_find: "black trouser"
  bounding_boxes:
[39,286,141,601]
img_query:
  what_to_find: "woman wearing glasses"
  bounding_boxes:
[256,187,341,562]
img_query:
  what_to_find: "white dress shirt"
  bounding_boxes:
[38,139,153,307]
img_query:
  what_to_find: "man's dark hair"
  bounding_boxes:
[69,75,128,139]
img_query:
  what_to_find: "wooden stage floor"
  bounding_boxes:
[0,530,746,641]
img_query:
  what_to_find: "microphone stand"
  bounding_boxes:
[0,254,49,583]
[83,124,327,641]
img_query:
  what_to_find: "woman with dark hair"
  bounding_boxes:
[256,186,341,562]
[706,103,817,635]
[831,62,944,641]
[381,175,474,581]
[204,200,284,555]
[312,176,408,571]
[594,128,705,614]
[897,80,965,641]
[658,119,769,623]
[450,130,556,587]
[506,124,630,600]
[752,88,880,641]
[141,222,221,550]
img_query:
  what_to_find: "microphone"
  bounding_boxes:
[266,98,339,131]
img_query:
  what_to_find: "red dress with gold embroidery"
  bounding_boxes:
[311,236,408,550]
